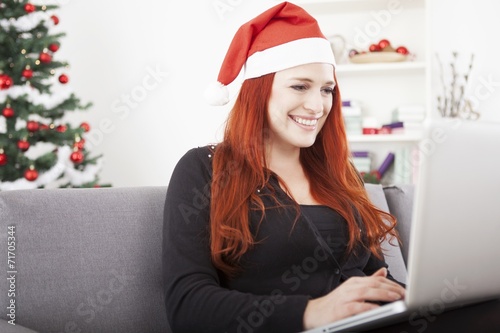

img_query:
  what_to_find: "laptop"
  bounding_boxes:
[303,118,500,332]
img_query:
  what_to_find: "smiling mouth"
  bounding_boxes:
[290,115,318,127]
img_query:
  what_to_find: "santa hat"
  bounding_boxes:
[204,1,336,106]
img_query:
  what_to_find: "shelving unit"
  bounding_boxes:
[289,0,430,184]
[335,61,426,74]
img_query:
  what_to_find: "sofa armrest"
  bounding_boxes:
[0,320,38,333]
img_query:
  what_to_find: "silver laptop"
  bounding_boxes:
[303,118,500,332]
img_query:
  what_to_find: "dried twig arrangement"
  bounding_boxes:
[436,52,478,119]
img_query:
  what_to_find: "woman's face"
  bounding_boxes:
[266,63,335,151]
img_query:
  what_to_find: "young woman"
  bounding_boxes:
[163,2,405,332]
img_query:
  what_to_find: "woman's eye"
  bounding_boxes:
[322,87,335,95]
[291,85,307,91]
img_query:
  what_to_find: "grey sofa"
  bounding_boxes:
[0,184,414,333]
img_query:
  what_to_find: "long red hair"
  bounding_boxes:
[210,73,398,276]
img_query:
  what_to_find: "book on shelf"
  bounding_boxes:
[350,150,371,173]
[352,151,369,158]
[350,151,396,184]
[342,100,362,108]
[393,146,418,184]
[392,105,426,134]
[381,121,404,134]
[377,152,395,178]
[342,100,363,135]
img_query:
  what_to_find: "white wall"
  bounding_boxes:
[57,0,277,187]
[429,0,500,122]
[55,0,500,187]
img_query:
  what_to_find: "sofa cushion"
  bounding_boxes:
[383,185,415,266]
[365,183,407,284]
[0,187,170,333]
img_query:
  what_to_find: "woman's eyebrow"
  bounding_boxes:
[288,77,335,85]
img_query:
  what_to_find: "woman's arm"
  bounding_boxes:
[363,251,407,288]
[303,267,405,330]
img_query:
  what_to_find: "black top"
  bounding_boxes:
[300,205,349,267]
[162,146,400,333]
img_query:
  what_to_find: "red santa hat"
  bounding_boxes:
[204,1,336,106]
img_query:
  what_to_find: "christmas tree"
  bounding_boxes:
[0,0,106,190]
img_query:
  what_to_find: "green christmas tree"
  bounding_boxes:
[0,0,107,190]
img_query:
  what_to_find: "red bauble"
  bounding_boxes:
[73,139,86,150]
[369,44,382,52]
[378,39,391,49]
[80,122,90,132]
[396,46,409,55]
[0,74,13,90]
[0,153,7,166]
[59,74,69,84]
[17,140,30,152]
[22,68,33,79]
[56,125,67,133]
[39,52,52,64]
[2,107,14,118]
[70,151,84,164]
[27,121,39,132]
[48,43,60,52]
[24,168,39,182]
[40,124,50,131]
[24,3,35,13]
[51,15,60,25]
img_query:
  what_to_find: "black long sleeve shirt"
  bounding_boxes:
[162,146,399,333]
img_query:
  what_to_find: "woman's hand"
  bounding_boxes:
[302,267,406,330]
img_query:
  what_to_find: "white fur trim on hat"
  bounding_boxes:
[244,37,336,80]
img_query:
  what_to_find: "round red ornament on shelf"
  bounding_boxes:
[24,3,35,13]
[27,121,39,132]
[70,150,84,164]
[17,140,30,152]
[51,15,60,25]
[56,125,67,133]
[396,46,409,55]
[369,44,382,52]
[22,68,34,79]
[2,107,14,118]
[378,39,391,49]
[0,74,13,90]
[24,168,39,181]
[80,122,90,132]
[48,43,59,52]
[59,74,69,84]
[39,52,52,64]
[0,152,7,166]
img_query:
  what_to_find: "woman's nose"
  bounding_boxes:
[303,91,324,115]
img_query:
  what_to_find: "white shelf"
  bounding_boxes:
[336,61,426,74]
[348,132,423,143]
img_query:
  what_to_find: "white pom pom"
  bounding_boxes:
[203,81,230,106]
